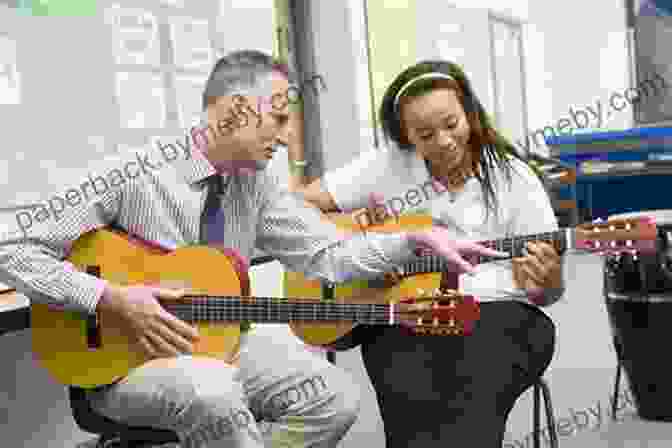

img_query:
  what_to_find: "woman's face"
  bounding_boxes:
[400,88,472,176]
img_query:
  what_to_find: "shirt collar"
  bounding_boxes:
[177,138,227,190]
[177,137,262,190]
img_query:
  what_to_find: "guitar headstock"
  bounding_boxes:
[397,288,480,336]
[574,217,658,256]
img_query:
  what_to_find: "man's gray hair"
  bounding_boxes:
[202,50,295,110]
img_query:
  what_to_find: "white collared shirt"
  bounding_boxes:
[324,143,561,303]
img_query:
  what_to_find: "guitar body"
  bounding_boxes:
[286,213,438,347]
[31,229,249,388]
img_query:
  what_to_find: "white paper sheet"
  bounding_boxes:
[169,17,212,70]
[0,34,21,105]
[106,5,160,66]
[115,72,166,129]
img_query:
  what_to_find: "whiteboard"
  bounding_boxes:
[0,0,221,209]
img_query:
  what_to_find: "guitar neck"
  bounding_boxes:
[403,229,568,276]
[162,296,392,325]
[480,229,567,260]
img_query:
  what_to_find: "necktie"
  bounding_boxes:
[199,175,252,332]
[200,175,226,245]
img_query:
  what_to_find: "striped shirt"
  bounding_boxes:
[0,143,416,320]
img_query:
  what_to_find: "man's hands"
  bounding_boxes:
[407,227,509,275]
[97,284,200,359]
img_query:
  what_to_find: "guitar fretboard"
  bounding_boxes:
[402,230,566,276]
[162,297,392,325]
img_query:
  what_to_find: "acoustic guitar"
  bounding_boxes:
[285,213,658,346]
[30,228,479,388]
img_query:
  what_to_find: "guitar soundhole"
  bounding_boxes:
[84,265,102,349]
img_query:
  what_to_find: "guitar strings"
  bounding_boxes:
[162,298,476,324]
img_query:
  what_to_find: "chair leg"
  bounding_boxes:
[539,380,558,448]
[532,380,558,448]
[533,383,540,448]
[611,337,623,421]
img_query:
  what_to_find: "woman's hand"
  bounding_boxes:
[512,241,563,296]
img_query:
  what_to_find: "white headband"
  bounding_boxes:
[393,72,456,110]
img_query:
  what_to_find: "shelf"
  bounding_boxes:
[576,164,672,180]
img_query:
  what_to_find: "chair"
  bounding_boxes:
[331,300,558,448]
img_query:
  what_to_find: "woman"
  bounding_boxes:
[294,60,563,446]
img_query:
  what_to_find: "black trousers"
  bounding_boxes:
[333,301,556,447]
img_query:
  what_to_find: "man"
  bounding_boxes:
[0,50,505,447]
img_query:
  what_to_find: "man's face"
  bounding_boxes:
[205,72,293,172]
